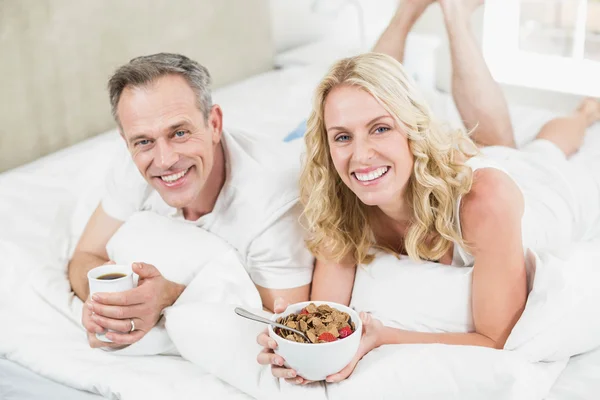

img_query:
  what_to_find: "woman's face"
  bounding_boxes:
[324,85,414,209]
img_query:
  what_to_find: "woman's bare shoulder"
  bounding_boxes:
[460,168,524,244]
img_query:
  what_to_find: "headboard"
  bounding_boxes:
[0,0,274,172]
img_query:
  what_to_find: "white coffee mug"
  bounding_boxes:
[87,264,135,342]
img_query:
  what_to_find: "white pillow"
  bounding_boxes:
[106,211,236,285]
[103,211,262,356]
[351,247,600,363]
[351,251,474,333]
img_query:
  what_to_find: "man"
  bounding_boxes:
[68,53,313,349]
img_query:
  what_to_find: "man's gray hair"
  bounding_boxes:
[108,53,212,124]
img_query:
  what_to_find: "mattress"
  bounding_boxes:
[1,56,599,399]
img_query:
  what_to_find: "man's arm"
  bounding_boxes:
[68,204,124,300]
[248,203,314,312]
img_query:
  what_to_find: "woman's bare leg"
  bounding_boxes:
[439,0,516,148]
[535,98,600,157]
[372,0,435,63]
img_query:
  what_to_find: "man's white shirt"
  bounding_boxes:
[102,128,313,289]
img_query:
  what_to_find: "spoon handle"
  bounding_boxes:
[234,307,275,326]
[234,307,308,340]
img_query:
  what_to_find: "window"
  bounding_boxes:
[482,0,600,97]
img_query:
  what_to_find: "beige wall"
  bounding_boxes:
[0,0,274,172]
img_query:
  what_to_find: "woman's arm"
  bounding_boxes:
[377,327,497,348]
[310,258,357,305]
[379,168,528,349]
[327,169,529,382]
[463,168,527,348]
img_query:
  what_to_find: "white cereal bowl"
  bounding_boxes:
[268,301,362,381]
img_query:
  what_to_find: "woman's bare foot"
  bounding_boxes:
[438,0,484,21]
[535,99,599,157]
[576,98,600,127]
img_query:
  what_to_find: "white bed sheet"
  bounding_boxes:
[547,346,600,400]
[1,58,599,399]
[0,358,102,400]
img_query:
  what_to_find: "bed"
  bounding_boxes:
[2,4,600,399]
[2,56,600,399]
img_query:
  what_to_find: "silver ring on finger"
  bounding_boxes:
[129,318,136,333]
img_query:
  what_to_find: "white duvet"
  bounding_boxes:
[2,205,600,400]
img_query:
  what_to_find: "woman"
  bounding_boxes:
[257,0,600,385]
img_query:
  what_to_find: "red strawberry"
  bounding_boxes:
[299,308,309,315]
[318,332,337,342]
[339,326,353,339]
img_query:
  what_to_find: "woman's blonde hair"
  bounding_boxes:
[300,52,478,265]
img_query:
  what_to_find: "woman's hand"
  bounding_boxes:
[325,312,384,383]
[256,298,313,384]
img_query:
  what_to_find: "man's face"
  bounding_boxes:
[118,74,222,210]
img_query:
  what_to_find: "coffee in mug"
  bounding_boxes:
[97,273,127,280]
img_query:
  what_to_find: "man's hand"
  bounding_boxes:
[82,294,126,349]
[88,262,185,345]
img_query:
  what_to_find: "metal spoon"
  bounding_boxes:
[234,307,310,342]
